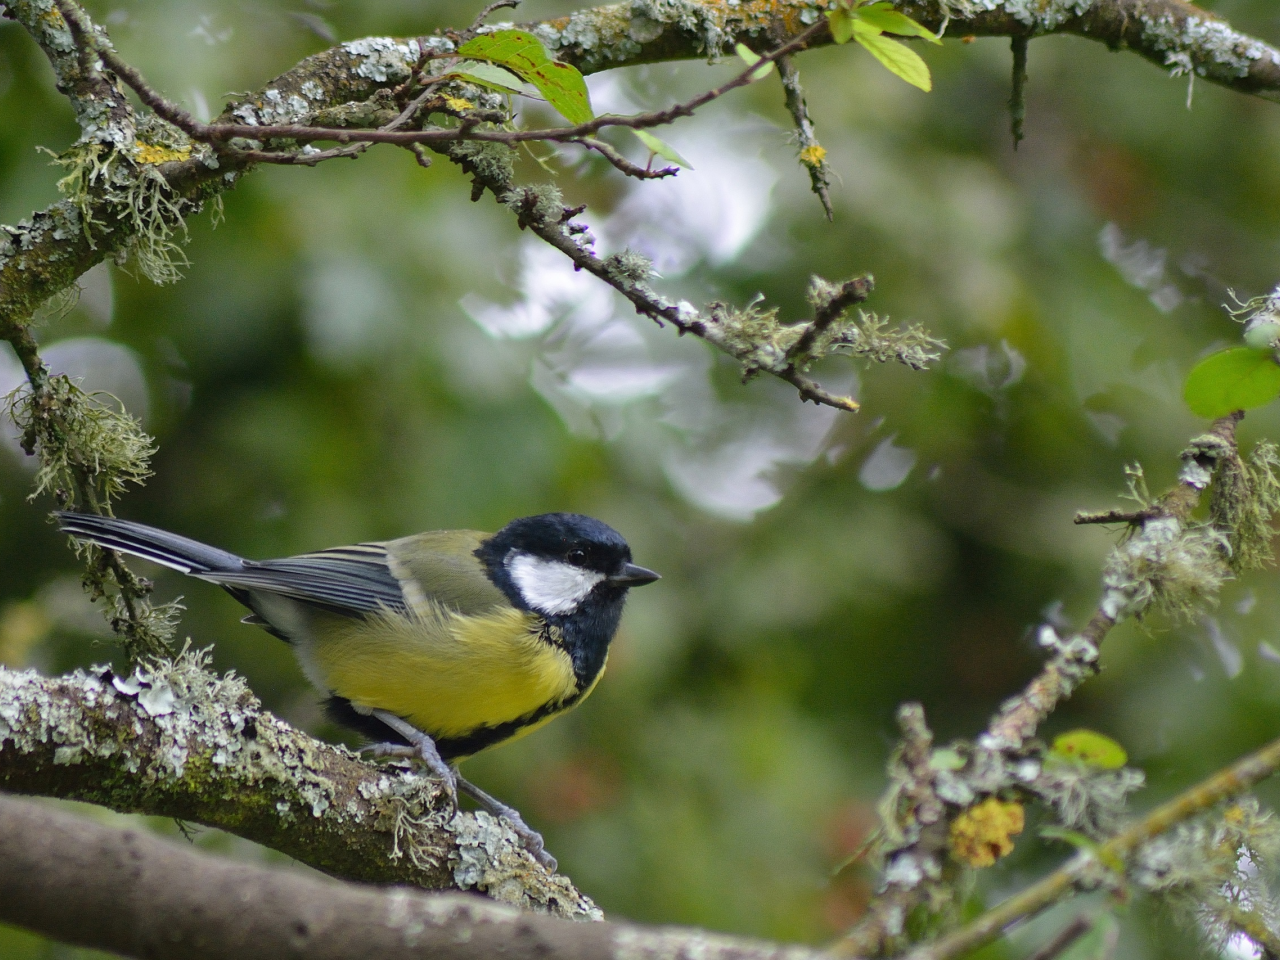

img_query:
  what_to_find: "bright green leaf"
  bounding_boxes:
[457,30,594,124]
[1051,729,1128,769]
[1184,347,1280,418]
[734,43,774,81]
[826,8,856,44]
[928,747,965,771]
[631,129,693,169]
[855,2,943,44]
[852,21,932,91]
[447,60,528,95]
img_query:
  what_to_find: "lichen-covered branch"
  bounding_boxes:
[904,731,1280,960]
[837,412,1280,958]
[0,792,829,960]
[0,653,598,918]
[3,0,1277,369]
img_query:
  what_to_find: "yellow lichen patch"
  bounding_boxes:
[799,144,827,167]
[135,142,192,165]
[443,96,475,113]
[949,797,1025,868]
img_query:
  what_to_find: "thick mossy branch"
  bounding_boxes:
[0,652,599,918]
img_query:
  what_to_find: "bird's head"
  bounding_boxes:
[476,513,660,618]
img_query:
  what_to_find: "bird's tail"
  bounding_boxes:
[55,512,246,575]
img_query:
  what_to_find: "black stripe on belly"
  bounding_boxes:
[325,690,587,762]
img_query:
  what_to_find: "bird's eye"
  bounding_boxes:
[566,548,587,565]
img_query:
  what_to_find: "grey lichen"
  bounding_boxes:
[707,290,944,379]
[1209,440,1280,573]
[1099,516,1230,624]
[4,373,154,511]
[1132,798,1280,953]
[453,811,602,919]
[1034,760,1145,837]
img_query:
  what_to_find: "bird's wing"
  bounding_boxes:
[198,544,410,617]
[383,530,510,616]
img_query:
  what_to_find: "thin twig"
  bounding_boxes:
[776,53,832,220]
[1009,35,1029,149]
[1025,915,1093,960]
[784,276,872,365]
[574,137,678,179]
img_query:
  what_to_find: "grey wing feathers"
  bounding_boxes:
[209,545,409,616]
[56,512,246,574]
[56,513,407,618]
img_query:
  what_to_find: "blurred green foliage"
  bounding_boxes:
[3,0,1280,956]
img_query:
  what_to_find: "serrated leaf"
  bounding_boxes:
[631,129,693,169]
[826,7,856,44]
[852,21,932,90]
[457,30,594,125]
[735,43,774,81]
[856,2,943,44]
[447,60,528,95]
[1184,347,1280,418]
[1051,730,1128,769]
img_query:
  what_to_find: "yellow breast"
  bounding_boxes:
[307,603,580,740]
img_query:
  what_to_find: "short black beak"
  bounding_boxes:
[608,563,661,587]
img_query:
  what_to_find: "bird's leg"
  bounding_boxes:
[456,775,557,872]
[369,709,458,810]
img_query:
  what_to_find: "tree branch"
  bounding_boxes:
[0,792,827,960]
[905,729,1280,960]
[0,656,598,918]
[837,414,1248,957]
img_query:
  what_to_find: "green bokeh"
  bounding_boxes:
[3,0,1280,955]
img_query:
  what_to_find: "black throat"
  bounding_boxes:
[475,543,627,690]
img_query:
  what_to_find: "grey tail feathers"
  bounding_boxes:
[55,512,246,576]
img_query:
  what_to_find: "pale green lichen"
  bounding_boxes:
[1132,798,1280,953]
[707,287,944,379]
[1099,516,1231,624]
[1034,760,1145,837]
[3,374,154,511]
[1208,440,1280,573]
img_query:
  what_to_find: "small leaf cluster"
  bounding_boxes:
[825,1,940,92]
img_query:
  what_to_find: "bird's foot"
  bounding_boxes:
[457,775,556,872]
[360,742,417,759]
[369,710,459,812]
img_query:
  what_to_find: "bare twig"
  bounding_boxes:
[1025,915,1094,960]
[574,137,678,179]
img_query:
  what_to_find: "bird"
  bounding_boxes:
[55,510,660,869]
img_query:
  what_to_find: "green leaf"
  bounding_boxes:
[928,747,965,771]
[734,43,774,81]
[1050,729,1128,769]
[852,21,932,91]
[1184,347,1280,418]
[447,60,528,95]
[856,3,943,44]
[457,30,594,124]
[826,7,856,44]
[631,129,693,169]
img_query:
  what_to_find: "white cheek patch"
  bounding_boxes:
[507,554,605,615]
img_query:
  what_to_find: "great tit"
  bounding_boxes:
[56,510,659,869]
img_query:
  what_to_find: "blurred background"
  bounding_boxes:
[2,0,1280,955]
